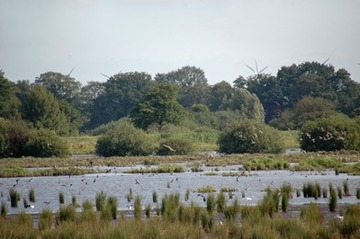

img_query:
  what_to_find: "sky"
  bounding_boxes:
[1,0,360,86]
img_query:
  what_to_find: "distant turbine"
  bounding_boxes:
[100,73,110,79]
[66,67,75,77]
[322,58,330,65]
[245,60,268,75]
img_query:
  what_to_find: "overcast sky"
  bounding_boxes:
[1,0,360,85]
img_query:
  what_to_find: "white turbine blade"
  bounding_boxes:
[255,60,259,73]
[322,58,330,65]
[246,64,256,73]
[100,73,110,79]
[67,67,74,77]
[258,66,268,74]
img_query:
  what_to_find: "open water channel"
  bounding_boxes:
[1,164,359,215]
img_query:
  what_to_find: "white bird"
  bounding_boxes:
[245,197,252,201]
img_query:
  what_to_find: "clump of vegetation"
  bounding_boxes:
[95,119,156,157]
[300,114,360,152]
[95,191,106,211]
[218,120,285,154]
[356,188,360,199]
[29,188,35,203]
[302,182,320,199]
[124,164,184,174]
[0,201,7,218]
[294,157,342,171]
[59,192,65,204]
[196,186,216,193]
[152,191,158,203]
[329,185,337,212]
[280,184,292,212]
[126,188,133,202]
[216,191,226,213]
[9,189,20,207]
[260,187,279,217]
[300,203,323,223]
[58,205,76,222]
[157,137,195,155]
[107,196,118,220]
[185,188,190,201]
[343,180,350,196]
[134,196,142,220]
[38,208,53,231]
[243,157,289,171]
[206,194,216,214]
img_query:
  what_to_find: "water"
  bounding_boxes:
[1,165,359,215]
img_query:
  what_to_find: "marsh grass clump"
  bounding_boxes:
[216,191,226,213]
[0,201,7,218]
[343,180,350,196]
[300,203,323,223]
[161,193,180,222]
[39,208,53,231]
[107,196,118,219]
[197,185,216,193]
[260,188,279,217]
[356,188,360,199]
[134,196,142,220]
[340,205,360,237]
[9,189,20,207]
[58,205,77,222]
[23,198,29,208]
[185,188,190,201]
[95,191,106,211]
[206,194,216,214]
[322,188,328,198]
[224,198,240,223]
[337,186,343,199]
[145,204,151,218]
[29,188,35,202]
[127,188,133,202]
[152,191,158,203]
[81,200,96,222]
[100,204,112,222]
[59,192,65,204]
[296,189,301,197]
[72,195,79,207]
[329,185,337,212]
[201,211,214,232]
[303,182,319,199]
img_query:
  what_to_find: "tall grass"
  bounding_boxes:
[0,201,7,218]
[29,188,36,202]
[107,196,118,219]
[329,185,337,212]
[39,208,53,230]
[95,191,106,211]
[59,192,65,204]
[9,189,20,207]
[134,196,142,220]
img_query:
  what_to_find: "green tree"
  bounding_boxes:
[220,88,265,122]
[130,83,186,130]
[208,81,233,111]
[95,119,156,157]
[0,70,20,119]
[155,66,210,108]
[34,71,82,106]
[300,114,360,152]
[22,85,68,135]
[88,72,152,129]
[218,120,284,154]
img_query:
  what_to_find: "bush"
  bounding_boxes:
[157,137,194,155]
[23,128,69,157]
[96,120,156,157]
[300,114,360,152]
[218,120,285,154]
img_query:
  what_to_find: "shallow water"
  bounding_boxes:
[0,165,359,215]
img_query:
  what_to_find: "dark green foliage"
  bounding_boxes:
[302,182,319,199]
[71,195,78,207]
[152,191,158,203]
[9,189,20,207]
[161,193,180,222]
[218,120,285,154]
[356,188,360,199]
[88,72,152,129]
[29,188,35,202]
[0,119,28,158]
[259,188,280,217]
[23,128,69,158]
[208,81,233,111]
[280,184,292,212]
[59,192,64,204]
[300,114,360,152]
[130,83,186,130]
[95,119,156,157]
[206,194,216,214]
[0,71,20,119]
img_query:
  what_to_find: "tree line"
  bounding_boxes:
[1,61,360,157]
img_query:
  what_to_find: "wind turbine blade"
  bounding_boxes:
[67,67,75,77]
[322,58,330,65]
[246,65,256,73]
[100,73,110,79]
[255,60,258,73]
[258,66,268,74]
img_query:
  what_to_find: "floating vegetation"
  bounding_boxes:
[293,157,342,171]
[220,187,237,193]
[243,157,290,171]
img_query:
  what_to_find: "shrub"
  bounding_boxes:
[96,120,156,157]
[23,128,69,157]
[218,120,285,154]
[300,114,360,152]
[58,205,76,222]
[157,137,194,155]
[29,188,35,202]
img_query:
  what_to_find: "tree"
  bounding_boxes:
[220,88,265,122]
[88,72,152,129]
[0,70,20,119]
[22,85,69,135]
[218,120,284,154]
[300,114,360,152]
[155,66,210,108]
[130,83,186,130]
[34,71,82,105]
[95,119,156,157]
[208,81,233,111]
